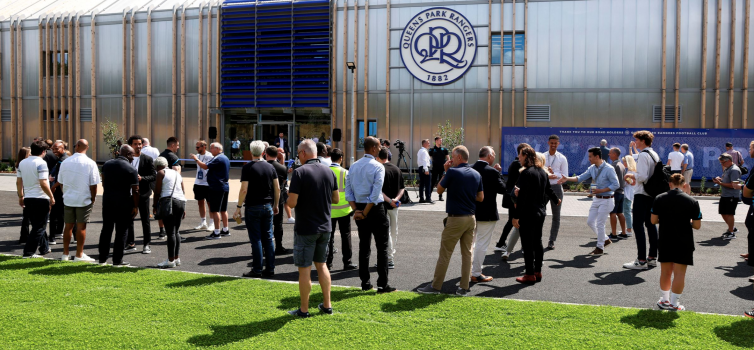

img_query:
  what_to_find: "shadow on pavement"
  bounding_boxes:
[198,256,251,266]
[589,270,645,286]
[186,315,293,347]
[715,261,753,278]
[474,283,531,298]
[729,285,754,301]
[698,237,730,247]
[166,275,237,288]
[194,241,248,250]
[620,309,680,330]
[546,255,601,269]
[714,319,754,347]
[381,288,450,313]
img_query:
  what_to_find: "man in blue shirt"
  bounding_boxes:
[559,147,620,255]
[194,142,231,240]
[345,136,394,293]
[418,145,483,296]
[681,144,694,182]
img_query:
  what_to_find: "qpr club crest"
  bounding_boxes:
[400,7,477,86]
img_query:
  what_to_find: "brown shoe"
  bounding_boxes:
[471,275,493,283]
[516,274,537,284]
[604,239,613,247]
[589,248,604,256]
[534,272,542,282]
[741,253,749,259]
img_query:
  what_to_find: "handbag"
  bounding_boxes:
[156,171,178,220]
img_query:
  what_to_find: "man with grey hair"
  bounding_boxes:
[715,153,741,240]
[194,142,231,240]
[600,139,610,160]
[470,146,505,283]
[287,139,339,317]
[98,145,140,266]
[141,138,160,160]
[235,140,280,278]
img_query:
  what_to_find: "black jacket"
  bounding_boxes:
[135,153,156,198]
[472,160,506,221]
[512,167,559,220]
[502,159,522,209]
[273,137,289,155]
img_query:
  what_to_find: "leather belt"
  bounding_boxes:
[448,214,474,217]
[595,195,614,199]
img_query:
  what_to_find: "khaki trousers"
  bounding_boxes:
[432,215,476,291]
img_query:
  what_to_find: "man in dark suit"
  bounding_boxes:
[471,146,506,283]
[126,135,157,254]
[273,132,289,155]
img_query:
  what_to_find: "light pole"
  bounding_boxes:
[347,61,356,166]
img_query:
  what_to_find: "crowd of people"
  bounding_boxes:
[12,130,754,318]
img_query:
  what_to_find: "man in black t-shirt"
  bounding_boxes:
[378,147,404,268]
[265,146,290,255]
[429,137,450,201]
[234,141,280,278]
[98,145,139,267]
[286,139,338,318]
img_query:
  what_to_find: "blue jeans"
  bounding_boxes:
[245,204,275,273]
[623,198,633,230]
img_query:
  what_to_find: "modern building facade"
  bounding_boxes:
[1,0,753,165]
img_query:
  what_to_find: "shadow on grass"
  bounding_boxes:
[714,319,754,347]
[187,315,292,347]
[166,275,237,288]
[276,289,366,311]
[0,257,57,270]
[620,309,680,330]
[28,263,139,276]
[380,291,451,313]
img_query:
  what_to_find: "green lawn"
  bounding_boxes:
[1,255,754,349]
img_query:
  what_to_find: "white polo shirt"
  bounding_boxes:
[17,156,50,200]
[195,152,214,186]
[57,152,101,207]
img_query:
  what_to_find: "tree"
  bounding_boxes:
[436,120,464,151]
[102,119,124,159]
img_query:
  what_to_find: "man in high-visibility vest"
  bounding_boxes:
[326,148,357,271]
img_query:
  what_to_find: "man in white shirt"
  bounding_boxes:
[544,135,568,250]
[189,140,215,231]
[667,143,685,174]
[140,138,160,160]
[17,140,55,258]
[316,142,332,166]
[417,139,432,203]
[57,139,100,262]
[623,131,660,270]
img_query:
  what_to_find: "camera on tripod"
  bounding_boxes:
[393,139,405,151]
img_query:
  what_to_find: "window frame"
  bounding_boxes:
[491,32,525,66]
[357,119,378,150]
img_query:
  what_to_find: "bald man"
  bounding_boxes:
[98,145,139,266]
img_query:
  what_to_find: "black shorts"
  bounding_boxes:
[719,197,739,215]
[208,190,229,213]
[193,184,210,201]
[610,193,625,214]
[658,248,694,266]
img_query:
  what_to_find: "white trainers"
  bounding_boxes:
[23,254,42,259]
[647,258,658,268]
[668,304,686,311]
[287,217,295,224]
[61,254,70,261]
[625,230,633,237]
[175,258,181,266]
[623,259,648,270]
[206,222,216,231]
[501,251,510,261]
[158,259,176,268]
[657,299,672,310]
[194,222,209,230]
[143,245,152,254]
[73,254,95,262]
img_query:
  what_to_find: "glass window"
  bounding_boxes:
[491,33,524,65]
[357,120,377,149]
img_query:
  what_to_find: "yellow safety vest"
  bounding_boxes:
[330,165,353,218]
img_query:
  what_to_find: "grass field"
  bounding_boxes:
[2,255,754,349]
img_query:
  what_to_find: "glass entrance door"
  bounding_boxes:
[258,123,294,155]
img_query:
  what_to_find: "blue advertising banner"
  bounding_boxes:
[501,127,754,180]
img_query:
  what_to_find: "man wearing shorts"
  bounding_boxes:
[57,139,100,262]
[287,140,338,318]
[189,140,214,231]
[609,147,627,240]
[195,142,230,240]
[715,153,741,240]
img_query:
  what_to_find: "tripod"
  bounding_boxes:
[395,148,418,200]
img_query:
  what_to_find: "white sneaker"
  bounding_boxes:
[73,254,95,262]
[194,222,209,230]
[175,258,181,266]
[501,251,510,261]
[625,230,633,237]
[206,222,216,231]
[158,259,176,268]
[657,299,672,310]
[23,254,42,259]
[623,259,648,270]
[61,254,70,261]
[287,217,295,224]
[143,245,152,254]
[668,303,686,311]
[647,258,658,268]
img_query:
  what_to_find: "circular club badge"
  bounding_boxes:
[400,7,478,86]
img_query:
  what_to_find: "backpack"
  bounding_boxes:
[642,150,670,197]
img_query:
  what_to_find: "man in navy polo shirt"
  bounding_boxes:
[418,145,483,296]
[194,142,231,240]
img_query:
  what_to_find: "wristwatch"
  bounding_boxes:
[236,205,243,208]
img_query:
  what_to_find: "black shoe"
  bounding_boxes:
[547,241,555,250]
[124,245,137,253]
[242,270,262,278]
[362,283,373,291]
[377,286,396,294]
[438,196,444,201]
[327,264,333,270]
[275,247,291,255]
[261,270,275,278]
[333,248,339,254]
[40,248,52,256]
[419,198,426,203]
[388,261,395,269]
[113,261,131,267]
[318,303,333,315]
[426,199,435,204]
[343,263,358,270]
[287,309,310,318]
[158,234,167,240]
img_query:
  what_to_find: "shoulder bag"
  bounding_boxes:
[156,171,178,220]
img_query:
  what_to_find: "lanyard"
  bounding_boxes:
[546,152,558,169]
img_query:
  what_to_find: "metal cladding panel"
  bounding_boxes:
[185,13,199,94]
[80,20,92,95]
[151,19,173,95]
[23,100,39,144]
[186,95,199,145]
[1,27,8,99]
[134,96,148,135]
[151,96,174,150]
[22,25,40,97]
[96,24,124,96]
[135,16,148,94]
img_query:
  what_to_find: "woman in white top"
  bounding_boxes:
[153,157,186,268]
[620,155,637,238]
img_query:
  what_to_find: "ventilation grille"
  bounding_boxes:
[652,105,682,123]
[80,108,92,122]
[526,105,550,122]
[1,109,9,122]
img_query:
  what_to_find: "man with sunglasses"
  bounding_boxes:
[191,140,215,231]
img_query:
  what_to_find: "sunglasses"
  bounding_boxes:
[196,146,204,149]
